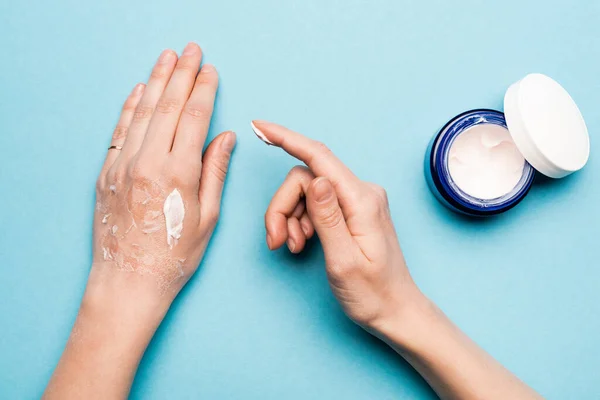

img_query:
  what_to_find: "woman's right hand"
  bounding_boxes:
[253,120,424,333]
[255,121,543,400]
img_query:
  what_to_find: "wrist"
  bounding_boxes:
[74,291,159,359]
[369,289,441,352]
[82,264,175,340]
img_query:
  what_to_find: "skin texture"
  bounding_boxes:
[44,43,541,400]
[44,43,236,399]
[256,120,541,400]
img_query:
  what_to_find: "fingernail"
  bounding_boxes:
[201,63,215,73]
[250,121,273,145]
[221,132,236,152]
[133,83,145,95]
[300,221,310,236]
[182,42,197,56]
[266,233,273,250]
[313,177,332,203]
[158,49,175,64]
[287,238,296,253]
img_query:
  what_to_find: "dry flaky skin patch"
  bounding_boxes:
[95,178,186,292]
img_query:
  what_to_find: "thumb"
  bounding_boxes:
[198,131,236,221]
[306,177,357,258]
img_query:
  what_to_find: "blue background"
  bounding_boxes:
[1,0,599,398]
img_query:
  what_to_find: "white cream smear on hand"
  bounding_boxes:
[448,124,525,200]
[163,189,185,248]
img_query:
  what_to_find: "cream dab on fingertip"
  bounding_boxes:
[250,121,273,145]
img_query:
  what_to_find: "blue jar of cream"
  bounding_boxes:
[425,74,590,216]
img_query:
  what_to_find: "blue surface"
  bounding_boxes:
[1,0,599,398]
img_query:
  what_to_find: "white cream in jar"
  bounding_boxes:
[448,124,525,200]
[425,74,590,216]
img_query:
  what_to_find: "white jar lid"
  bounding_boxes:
[504,73,590,178]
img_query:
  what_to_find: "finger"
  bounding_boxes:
[100,83,145,179]
[265,166,315,250]
[287,201,307,252]
[119,49,177,161]
[306,177,358,258]
[299,212,314,239]
[287,217,306,254]
[171,63,219,166]
[142,42,203,155]
[251,120,362,204]
[198,131,237,224]
[291,201,305,218]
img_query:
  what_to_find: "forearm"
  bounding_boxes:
[374,295,541,400]
[44,266,172,400]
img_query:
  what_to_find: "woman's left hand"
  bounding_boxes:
[92,42,235,301]
[45,42,235,400]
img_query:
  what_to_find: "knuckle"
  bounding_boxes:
[289,165,307,175]
[112,125,128,141]
[371,184,389,205]
[314,141,332,156]
[174,155,203,174]
[362,192,382,214]
[155,98,181,114]
[169,175,191,189]
[150,65,169,79]
[204,209,220,227]
[175,60,199,73]
[106,165,123,182]
[327,260,355,281]
[288,165,311,181]
[122,100,137,113]
[128,160,150,180]
[183,103,213,120]
[264,208,279,225]
[207,158,229,184]
[326,253,366,284]
[166,165,195,188]
[195,72,218,87]
[95,176,105,192]
[362,189,391,220]
[133,105,154,122]
[306,141,333,167]
[326,261,345,280]
[318,206,343,229]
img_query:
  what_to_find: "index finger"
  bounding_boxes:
[251,120,361,198]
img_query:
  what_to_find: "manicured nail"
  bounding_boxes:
[182,42,197,56]
[133,83,145,95]
[201,64,215,74]
[158,50,175,64]
[250,121,273,145]
[266,233,273,250]
[313,177,333,203]
[287,238,296,253]
[300,220,310,236]
[221,132,237,152]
